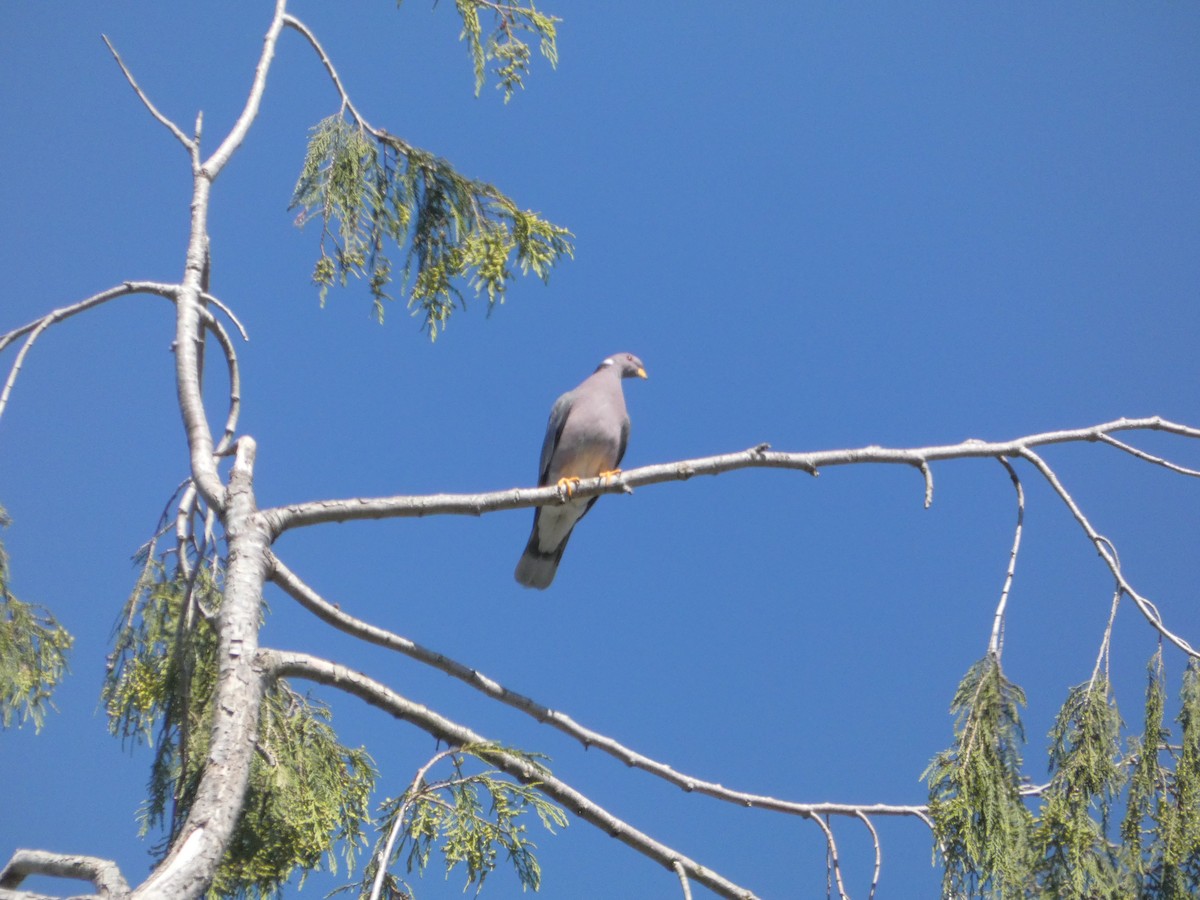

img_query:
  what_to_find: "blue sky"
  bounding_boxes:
[2,2,1199,897]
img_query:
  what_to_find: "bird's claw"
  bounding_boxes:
[555,476,583,499]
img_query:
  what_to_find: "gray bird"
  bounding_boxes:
[515,353,648,589]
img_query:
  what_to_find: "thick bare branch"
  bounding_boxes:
[132,441,270,900]
[202,0,288,178]
[261,649,761,900]
[267,551,928,821]
[263,418,1200,535]
[0,849,129,898]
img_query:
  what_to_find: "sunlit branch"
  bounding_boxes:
[201,291,249,343]
[1090,587,1123,689]
[1096,431,1200,477]
[988,458,1024,660]
[855,810,881,900]
[368,748,458,900]
[918,459,933,509]
[0,849,129,897]
[263,418,1200,535]
[674,860,694,900]
[202,0,288,177]
[101,35,194,152]
[266,551,928,821]
[0,282,179,426]
[1017,446,1198,659]
[261,649,761,900]
[282,14,383,138]
[813,814,849,900]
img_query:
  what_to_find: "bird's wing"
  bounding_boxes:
[537,390,575,485]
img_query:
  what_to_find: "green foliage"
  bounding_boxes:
[104,558,376,899]
[924,655,1034,898]
[356,744,568,898]
[414,0,559,101]
[1032,677,1128,895]
[0,507,72,731]
[928,650,1200,898]
[1122,652,1200,896]
[291,116,572,339]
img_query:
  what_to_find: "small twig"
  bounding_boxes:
[674,860,694,900]
[988,457,1024,659]
[101,35,194,152]
[1019,446,1199,659]
[201,291,250,342]
[1090,586,1123,689]
[918,459,933,508]
[854,811,881,900]
[0,282,179,426]
[812,815,849,900]
[369,748,459,900]
[283,14,380,136]
[1096,432,1200,477]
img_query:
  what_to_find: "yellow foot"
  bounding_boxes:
[597,468,623,485]
[555,476,583,498]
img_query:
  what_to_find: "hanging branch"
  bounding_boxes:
[267,551,929,821]
[988,457,1025,660]
[1017,446,1198,658]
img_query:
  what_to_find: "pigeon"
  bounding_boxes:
[514,353,648,589]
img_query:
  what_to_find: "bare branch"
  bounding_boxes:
[918,459,933,509]
[1090,587,1123,688]
[1096,432,1200,477]
[0,849,129,898]
[988,458,1024,660]
[263,418,1200,534]
[200,292,250,343]
[854,811,881,900]
[261,649,761,900]
[282,14,380,136]
[267,551,928,821]
[812,815,849,900]
[674,860,694,900]
[202,0,288,177]
[368,748,459,900]
[101,35,194,152]
[1018,446,1199,658]
[0,282,178,427]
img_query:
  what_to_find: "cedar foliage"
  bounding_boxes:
[926,650,1200,898]
[0,506,72,732]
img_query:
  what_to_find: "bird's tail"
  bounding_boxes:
[514,533,571,589]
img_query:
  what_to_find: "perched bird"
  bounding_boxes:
[514,353,648,589]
